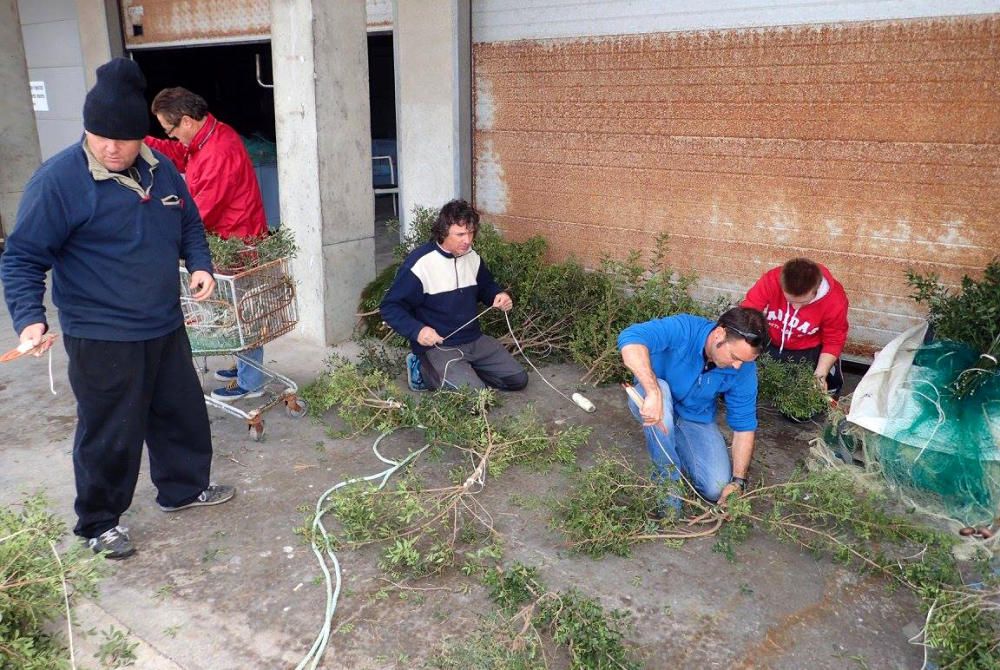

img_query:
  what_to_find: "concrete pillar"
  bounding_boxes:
[0,0,41,240]
[76,0,123,88]
[272,0,375,345]
[393,0,471,233]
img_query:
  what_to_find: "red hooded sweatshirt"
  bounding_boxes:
[145,114,267,242]
[741,264,850,358]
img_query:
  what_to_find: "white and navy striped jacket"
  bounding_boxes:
[380,240,503,353]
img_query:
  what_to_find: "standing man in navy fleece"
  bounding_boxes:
[617,307,768,510]
[1,58,234,560]
[380,200,528,392]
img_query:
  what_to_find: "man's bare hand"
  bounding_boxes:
[189,270,215,301]
[640,389,667,433]
[814,373,828,392]
[492,292,513,312]
[19,323,52,357]
[417,326,444,347]
[717,482,742,507]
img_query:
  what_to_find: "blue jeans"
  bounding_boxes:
[236,347,265,391]
[627,379,732,504]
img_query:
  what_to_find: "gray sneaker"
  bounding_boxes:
[86,525,136,560]
[159,484,236,512]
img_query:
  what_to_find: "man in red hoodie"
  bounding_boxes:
[145,87,269,401]
[742,258,850,398]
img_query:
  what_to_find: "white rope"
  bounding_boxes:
[502,310,575,405]
[49,539,77,670]
[48,347,57,395]
[295,429,429,670]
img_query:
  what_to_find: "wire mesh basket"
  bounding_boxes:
[180,257,297,354]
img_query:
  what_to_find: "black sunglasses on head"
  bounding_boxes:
[722,324,769,348]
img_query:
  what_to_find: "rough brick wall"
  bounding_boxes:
[473,16,1000,352]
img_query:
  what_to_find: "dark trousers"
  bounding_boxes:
[767,343,844,398]
[64,327,213,538]
[419,335,529,391]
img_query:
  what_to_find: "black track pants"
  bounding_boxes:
[64,327,213,538]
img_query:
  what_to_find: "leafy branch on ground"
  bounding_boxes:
[429,561,641,670]
[298,355,589,581]
[756,354,832,421]
[95,625,138,668]
[358,205,727,385]
[0,495,106,670]
[550,449,999,669]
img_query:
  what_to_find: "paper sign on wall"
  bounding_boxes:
[30,81,49,112]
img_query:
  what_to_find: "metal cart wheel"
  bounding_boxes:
[284,395,309,418]
[248,419,266,441]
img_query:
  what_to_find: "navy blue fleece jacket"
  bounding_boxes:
[617,314,759,432]
[380,240,503,354]
[1,141,213,341]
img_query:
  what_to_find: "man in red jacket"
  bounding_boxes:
[145,87,269,401]
[742,258,850,399]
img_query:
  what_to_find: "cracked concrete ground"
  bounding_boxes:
[0,316,925,669]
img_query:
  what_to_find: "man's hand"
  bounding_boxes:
[492,292,513,312]
[813,373,828,392]
[417,326,444,347]
[639,389,667,433]
[189,270,215,301]
[19,323,53,357]
[717,482,742,507]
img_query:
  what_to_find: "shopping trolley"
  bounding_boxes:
[180,257,308,441]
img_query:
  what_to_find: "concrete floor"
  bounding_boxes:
[0,279,926,669]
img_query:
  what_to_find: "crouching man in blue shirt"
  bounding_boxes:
[617,307,769,511]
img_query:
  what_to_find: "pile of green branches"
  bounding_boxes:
[430,561,641,670]
[358,206,724,385]
[907,259,1000,353]
[1,495,105,670]
[206,226,299,274]
[551,455,999,669]
[907,260,1000,398]
[756,354,833,421]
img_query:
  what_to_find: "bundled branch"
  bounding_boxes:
[756,354,833,421]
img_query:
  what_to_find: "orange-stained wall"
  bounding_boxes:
[473,16,1000,354]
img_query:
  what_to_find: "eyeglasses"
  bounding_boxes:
[163,121,180,138]
[722,324,769,348]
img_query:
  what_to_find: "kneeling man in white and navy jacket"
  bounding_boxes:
[380,199,529,393]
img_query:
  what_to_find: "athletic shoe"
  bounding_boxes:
[159,484,236,512]
[214,365,238,381]
[210,380,265,401]
[86,525,136,560]
[406,353,428,392]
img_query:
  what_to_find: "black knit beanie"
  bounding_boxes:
[83,58,149,140]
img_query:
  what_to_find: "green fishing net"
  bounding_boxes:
[865,341,1000,526]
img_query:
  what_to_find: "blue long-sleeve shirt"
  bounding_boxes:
[617,314,758,432]
[1,140,213,341]
[380,240,503,354]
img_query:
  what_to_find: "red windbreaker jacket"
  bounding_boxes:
[741,264,850,358]
[145,114,267,241]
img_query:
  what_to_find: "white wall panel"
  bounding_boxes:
[473,0,1000,42]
